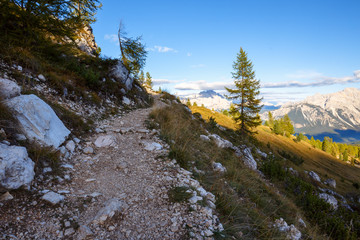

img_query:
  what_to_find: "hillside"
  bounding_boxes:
[261,88,360,142]
[190,104,360,239]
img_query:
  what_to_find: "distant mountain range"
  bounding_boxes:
[261,88,360,142]
[179,90,280,112]
[179,90,232,110]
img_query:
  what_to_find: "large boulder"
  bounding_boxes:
[5,94,70,148]
[0,78,21,99]
[0,143,35,190]
[111,61,134,91]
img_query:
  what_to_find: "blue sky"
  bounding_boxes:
[92,0,360,105]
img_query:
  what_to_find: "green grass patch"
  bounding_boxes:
[168,186,192,203]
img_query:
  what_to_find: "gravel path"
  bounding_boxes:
[0,98,223,239]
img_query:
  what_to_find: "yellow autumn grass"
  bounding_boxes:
[191,106,360,196]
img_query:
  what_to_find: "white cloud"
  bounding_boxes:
[285,70,323,79]
[190,64,206,68]
[187,52,192,57]
[263,70,360,88]
[174,80,234,91]
[104,34,118,42]
[152,79,184,85]
[147,45,178,53]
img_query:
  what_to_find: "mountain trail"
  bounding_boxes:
[71,95,191,239]
[1,94,222,239]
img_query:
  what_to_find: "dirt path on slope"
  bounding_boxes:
[68,97,221,240]
[0,97,222,240]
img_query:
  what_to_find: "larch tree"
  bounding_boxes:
[225,47,262,133]
[118,20,147,77]
[1,0,101,43]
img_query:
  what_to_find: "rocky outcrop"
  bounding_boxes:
[75,25,98,56]
[111,61,134,91]
[0,143,35,190]
[209,134,233,148]
[319,193,338,210]
[0,78,21,99]
[5,94,70,148]
[234,146,257,170]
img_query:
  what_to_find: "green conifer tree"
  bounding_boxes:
[225,48,262,133]
[145,72,153,89]
[343,149,349,162]
[138,71,145,85]
[283,114,295,136]
[186,98,191,107]
[268,111,274,128]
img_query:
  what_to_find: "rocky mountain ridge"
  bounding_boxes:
[179,90,232,110]
[261,88,360,141]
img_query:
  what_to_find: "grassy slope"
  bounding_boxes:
[152,104,325,239]
[191,106,360,196]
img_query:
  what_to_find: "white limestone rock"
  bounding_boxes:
[41,191,65,205]
[0,78,21,99]
[5,94,70,148]
[65,140,76,153]
[94,135,117,148]
[308,171,321,182]
[143,142,163,151]
[37,74,46,81]
[83,146,94,154]
[318,193,338,210]
[256,148,268,158]
[213,162,226,173]
[235,146,257,170]
[189,195,203,204]
[273,218,301,240]
[111,61,134,91]
[122,97,131,105]
[324,178,336,188]
[93,198,127,225]
[298,218,306,228]
[0,143,35,190]
[199,135,210,142]
[209,134,233,148]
